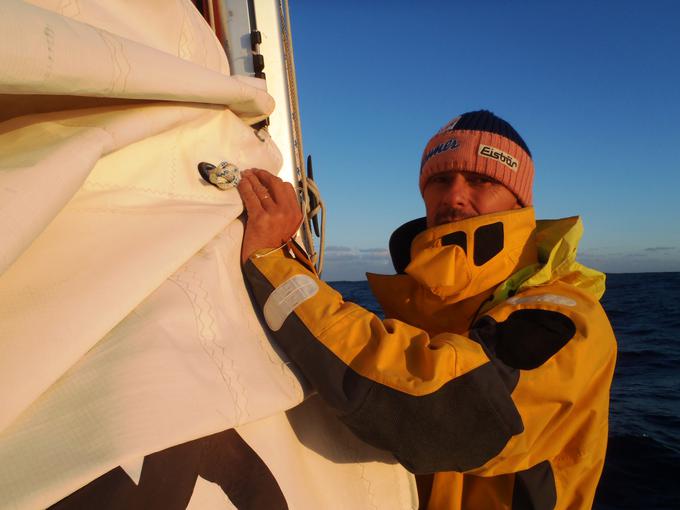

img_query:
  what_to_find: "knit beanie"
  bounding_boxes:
[419,110,534,206]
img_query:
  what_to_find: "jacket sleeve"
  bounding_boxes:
[243,248,524,474]
[245,248,616,476]
[464,283,617,477]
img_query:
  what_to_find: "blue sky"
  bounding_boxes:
[290,0,680,280]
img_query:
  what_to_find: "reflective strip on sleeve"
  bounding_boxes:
[263,275,319,331]
[506,294,577,307]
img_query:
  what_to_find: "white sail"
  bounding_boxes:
[0,1,416,508]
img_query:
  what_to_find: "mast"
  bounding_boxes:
[195,0,325,274]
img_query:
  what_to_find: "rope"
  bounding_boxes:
[206,0,216,31]
[279,0,326,275]
[302,177,326,275]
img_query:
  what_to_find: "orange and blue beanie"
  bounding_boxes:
[419,110,534,206]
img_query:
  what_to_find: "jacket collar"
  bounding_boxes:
[395,207,538,303]
[367,208,538,333]
[483,215,606,312]
[368,208,605,332]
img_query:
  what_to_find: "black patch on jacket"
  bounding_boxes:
[470,316,520,393]
[341,362,524,474]
[475,310,576,371]
[512,460,557,509]
[389,217,427,274]
[389,218,506,274]
[441,231,467,252]
[473,221,504,266]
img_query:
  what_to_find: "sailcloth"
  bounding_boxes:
[0,1,416,508]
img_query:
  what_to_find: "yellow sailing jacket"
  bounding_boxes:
[244,207,616,510]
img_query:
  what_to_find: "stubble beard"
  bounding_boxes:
[434,207,477,226]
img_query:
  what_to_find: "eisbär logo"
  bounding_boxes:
[478,144,519,171]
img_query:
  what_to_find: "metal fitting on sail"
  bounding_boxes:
[197,161,241,190]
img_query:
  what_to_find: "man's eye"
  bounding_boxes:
[467,175,493,185]
[430,175,450,185]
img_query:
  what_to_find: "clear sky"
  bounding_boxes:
[289,0,680,280]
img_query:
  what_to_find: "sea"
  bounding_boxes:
[329,272,680,510]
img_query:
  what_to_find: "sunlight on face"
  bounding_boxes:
[423,171,521,227]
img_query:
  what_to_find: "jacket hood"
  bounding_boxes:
[368,208,605,328]
[402,208,538,303]
[483,215,606,313]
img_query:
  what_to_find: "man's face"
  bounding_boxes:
[423,171,521,227]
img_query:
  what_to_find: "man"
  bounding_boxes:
[238,110,616,509]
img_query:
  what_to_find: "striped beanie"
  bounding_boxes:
[419,110,534,206]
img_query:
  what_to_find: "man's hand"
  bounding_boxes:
[237,169,303,264]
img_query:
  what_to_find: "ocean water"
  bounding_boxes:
[329,272,680,510]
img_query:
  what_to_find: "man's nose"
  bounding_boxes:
[444,173,470,206]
